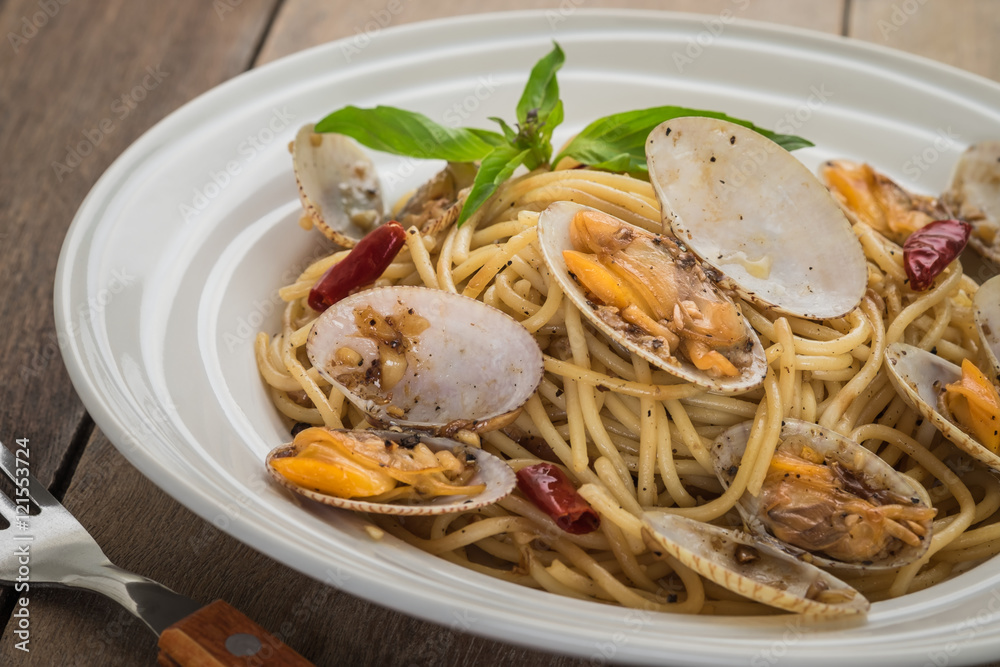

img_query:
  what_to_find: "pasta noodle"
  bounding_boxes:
[257,164,998,616]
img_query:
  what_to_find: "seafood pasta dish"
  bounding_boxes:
[256,45,1000,617]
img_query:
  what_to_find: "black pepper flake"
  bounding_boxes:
[665,127,672,136]
[730,136,736,144]
[710,156,716,162]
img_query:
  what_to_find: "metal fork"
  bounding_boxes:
[0,442,313,665]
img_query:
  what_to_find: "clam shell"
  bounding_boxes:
[885,342,1000,472]
[307,286,544,432]
[646,117,867,319]
[293,123,384,247]
[942,141,1000,264]
[974,275,1000,379]
[266,430,515,515]
[537,201,767,394]
[642,512,869,616]
[712,419,934,570]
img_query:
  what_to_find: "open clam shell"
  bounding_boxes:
[266,429,516,515]
[307,286,544,433]
[537,201,767,394]
[646,117,867,319]
[642,512,869,616]
[885,342,1000,472]
[942,141,1000,264]
[293,123,384,247]
[975,275,1000,379]
[712,419,934,571]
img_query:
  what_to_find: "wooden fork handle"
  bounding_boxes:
[156,600,314,666]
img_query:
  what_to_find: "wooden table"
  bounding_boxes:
[1,1,998,664]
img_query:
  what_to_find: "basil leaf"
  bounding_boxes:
[516,43,565,127]
[315,105,502,162]
[457,146,529,226]
[489,116,518,144]
[553,106,813,175]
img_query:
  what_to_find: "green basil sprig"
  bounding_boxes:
[314,43,812,226]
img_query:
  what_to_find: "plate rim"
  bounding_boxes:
[54,8,1000,665]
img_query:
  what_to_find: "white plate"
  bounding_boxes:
[55,10,1000,666]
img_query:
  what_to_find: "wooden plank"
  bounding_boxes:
[849,0,1000,82]
[257,0,844,65]
[0,0,277,486]
[0,0,278,658]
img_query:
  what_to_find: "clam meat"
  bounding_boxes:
[293,123,384,247]
[267,427,516,515]
[394,161,476,237]
[642,512,869,615]
[821,159,950,243]
[713,419,935,570]
[647,117,867,320]
[537,201,767,394]
[886,348,1000,472]
[307,285,544,433]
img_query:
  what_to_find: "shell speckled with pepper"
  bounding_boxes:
[307,285,544,433]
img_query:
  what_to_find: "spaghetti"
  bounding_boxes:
[256,165,997,616]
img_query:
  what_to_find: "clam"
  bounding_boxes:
[642,512,869,616]
[942,141,1000,264]
[537,201,767,394]
[267,428,515,515]
[293,123,384,247]
[712,419,935,570]
[820,159,950,243]
[885,344,1000,473]
[394,161,476,237]
[307,285,544,433]
[647,118,867,319]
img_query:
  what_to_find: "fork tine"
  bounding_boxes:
[0,442,59,509]
[0,485,18,521]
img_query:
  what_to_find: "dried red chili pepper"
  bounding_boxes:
[903,219,971,291]
[515,462,600,535]
[308,221,407,312]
